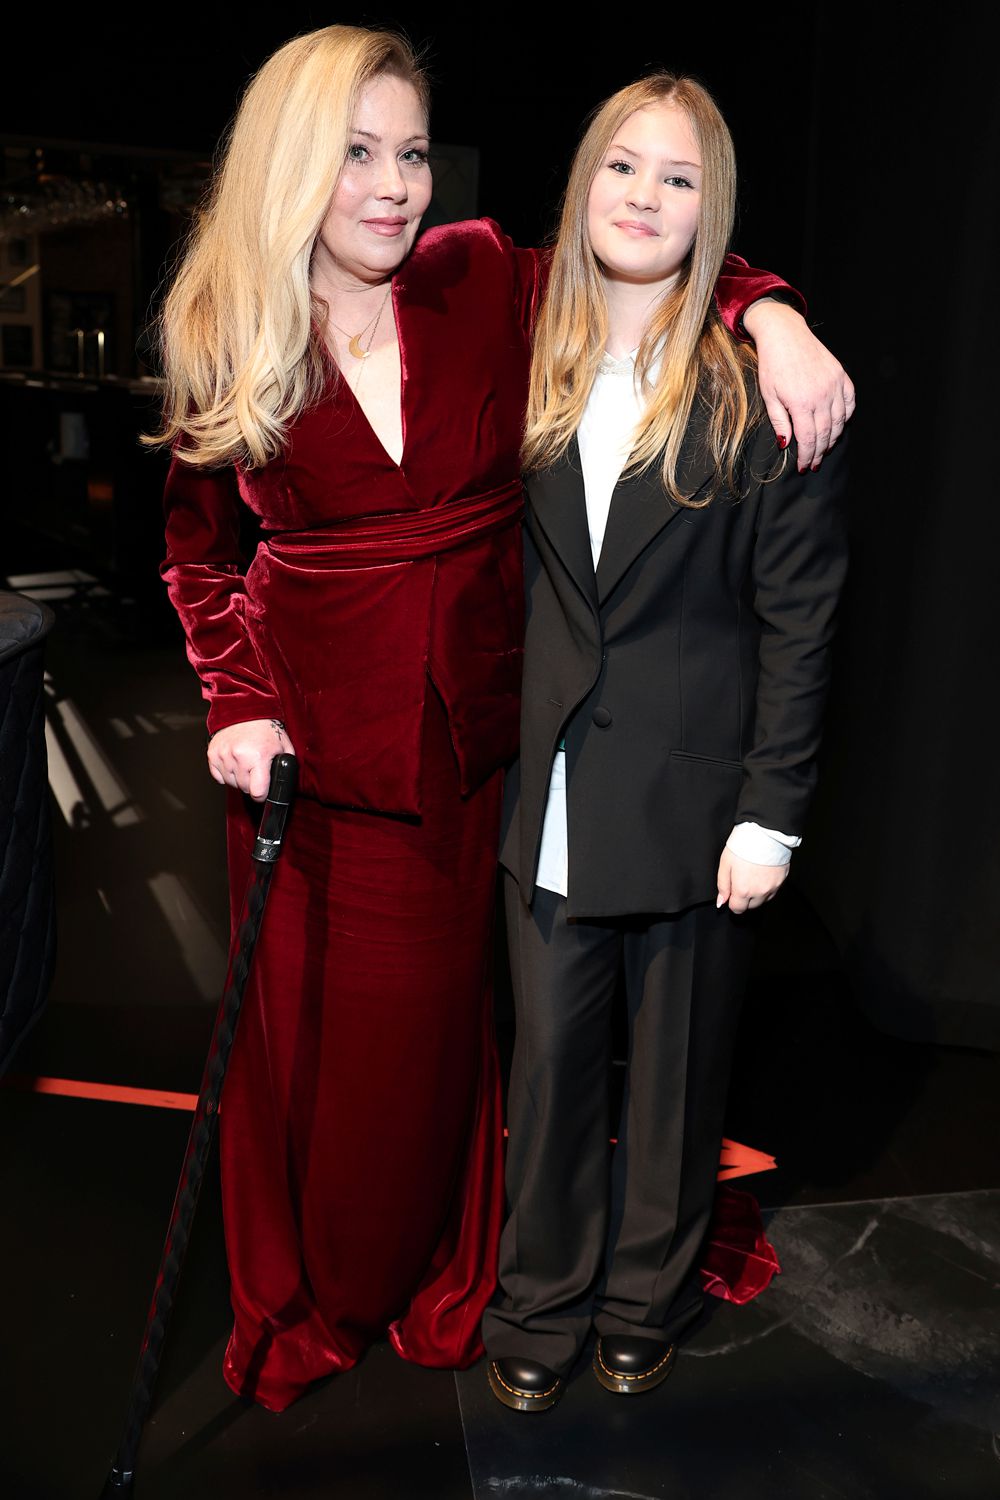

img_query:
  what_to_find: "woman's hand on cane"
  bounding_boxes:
[208,718,296,802]
[715,847,789,914]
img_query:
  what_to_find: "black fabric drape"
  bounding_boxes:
[792,19,1000,1048]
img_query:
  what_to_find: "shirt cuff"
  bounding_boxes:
[726,821,801,867]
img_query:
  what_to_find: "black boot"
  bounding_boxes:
[488,1356,565,1412]
[593,1335,676,1395]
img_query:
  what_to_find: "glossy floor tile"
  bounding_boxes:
[458,1190,1000,1500]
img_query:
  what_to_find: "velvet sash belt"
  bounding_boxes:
[263,479,525,567]
[249,480,526,814]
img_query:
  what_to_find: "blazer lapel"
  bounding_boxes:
[595,400,715,605]
[527,437,599,613]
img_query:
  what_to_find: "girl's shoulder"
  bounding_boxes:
[741,416,851,503]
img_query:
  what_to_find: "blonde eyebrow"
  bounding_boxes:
[350,129,431,145]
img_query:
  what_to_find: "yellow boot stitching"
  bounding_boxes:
[489,1361,562,1399]
[596,1342,675,1382]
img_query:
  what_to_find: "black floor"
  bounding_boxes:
[3,548,999,1500]
[459,1190,1000,1499]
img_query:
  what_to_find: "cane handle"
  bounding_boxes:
[267,752,298,806]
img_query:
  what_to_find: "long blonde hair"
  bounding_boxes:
[146,26,429,469]
[522,73,762,506]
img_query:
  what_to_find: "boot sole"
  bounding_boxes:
[592,1339,676,1396]
[488,1359,564,1412]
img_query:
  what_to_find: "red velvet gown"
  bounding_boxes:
[161,219,797,1412]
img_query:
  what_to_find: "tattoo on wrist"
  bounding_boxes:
[270,718,285,739]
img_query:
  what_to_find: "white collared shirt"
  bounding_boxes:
[534,348,799,897]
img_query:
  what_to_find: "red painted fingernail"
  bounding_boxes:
[776,433,788,450]
[811,462,821,471]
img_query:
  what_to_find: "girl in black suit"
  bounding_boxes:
[482,72,849,1411]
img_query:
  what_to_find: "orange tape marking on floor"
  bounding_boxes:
[6,1082,778,1176]
[2,1075,198,1112]
[717,1138,777,1179]
[503,1126,776,1180]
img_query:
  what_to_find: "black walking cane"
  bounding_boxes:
[98,753,298,1498]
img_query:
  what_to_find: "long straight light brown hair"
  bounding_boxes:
[522,73,763,506]
[145,26,429,470]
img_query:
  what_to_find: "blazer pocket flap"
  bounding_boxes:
[669,749,743,772]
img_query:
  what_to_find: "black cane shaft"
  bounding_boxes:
[100,756,297,1496]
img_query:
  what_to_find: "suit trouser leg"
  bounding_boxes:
[482,880,755,1376]
[482,876,622,1377]
[594,899,755,1340]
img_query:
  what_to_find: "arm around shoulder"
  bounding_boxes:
[715,253,807,338]
[479,217,550,339]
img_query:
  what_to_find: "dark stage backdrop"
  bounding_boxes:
[786,18,1000,1050]
[4,11,997,1047]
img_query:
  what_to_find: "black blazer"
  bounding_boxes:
[498,413,849,918]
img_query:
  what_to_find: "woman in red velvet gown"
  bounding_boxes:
[155,25,852,1412]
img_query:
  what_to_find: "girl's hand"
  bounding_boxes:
[742,298,856,471]
[207,718,296,802]
[715,847,789,914]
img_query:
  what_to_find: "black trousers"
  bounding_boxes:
[482,876,756,1377]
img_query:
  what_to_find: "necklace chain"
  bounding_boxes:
[328,284,392,360]
[337,285,391,394]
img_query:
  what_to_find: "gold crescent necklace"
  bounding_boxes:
[329,285,392,361]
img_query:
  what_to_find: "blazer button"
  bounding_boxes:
[592,706,613,728]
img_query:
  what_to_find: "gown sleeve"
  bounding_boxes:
[481,219,805,341]
[715,252,807,335]
[480,219,548,340]
[161,453,286,737]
